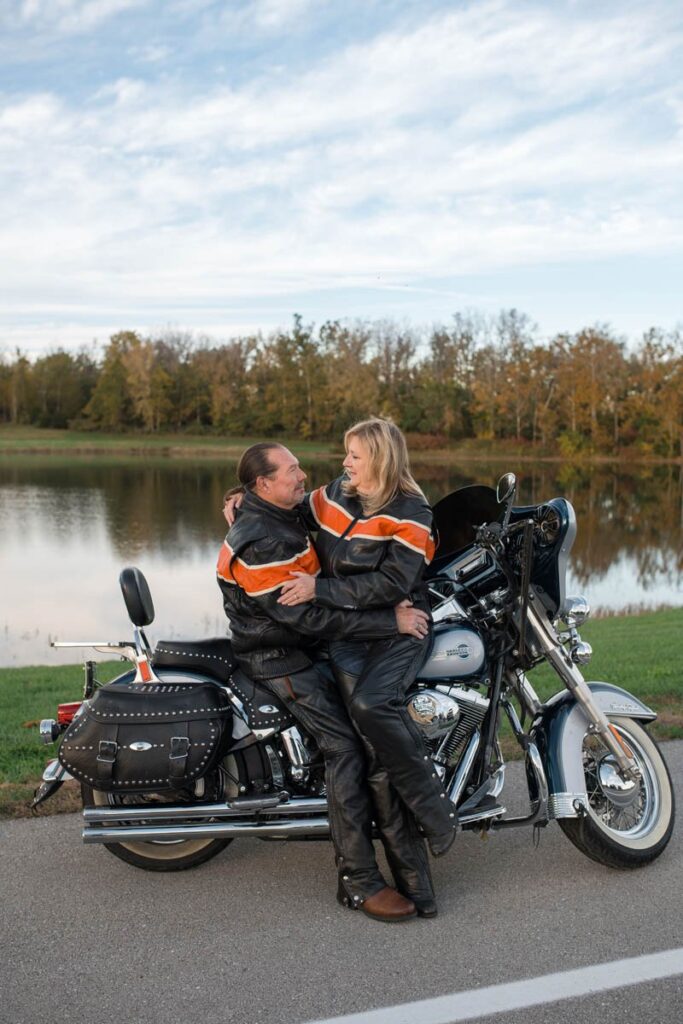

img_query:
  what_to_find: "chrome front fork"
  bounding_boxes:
[526,603,639,779]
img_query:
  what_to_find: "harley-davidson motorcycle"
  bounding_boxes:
[34,473,674,873]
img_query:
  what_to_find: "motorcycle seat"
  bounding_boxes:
[153,637,236,683]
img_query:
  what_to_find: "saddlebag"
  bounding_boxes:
[58,681,232,793]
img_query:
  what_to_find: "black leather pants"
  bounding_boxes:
[263,664,386,903]
[329,637,455,841]
[333,664,435,906]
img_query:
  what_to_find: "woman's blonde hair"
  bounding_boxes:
[342,417,425,515]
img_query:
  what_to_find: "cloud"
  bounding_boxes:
[1,0,682,351]
[14,0,150,34]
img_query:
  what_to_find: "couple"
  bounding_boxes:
[217,418,457,924]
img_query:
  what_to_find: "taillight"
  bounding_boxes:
[57,701,82,724]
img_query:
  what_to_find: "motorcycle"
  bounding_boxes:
[34,473,675,873]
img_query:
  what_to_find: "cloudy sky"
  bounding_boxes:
[1,0,682,355]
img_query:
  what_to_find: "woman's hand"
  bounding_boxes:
[278,571,317,606]
[394,599,430,639]
[223,492,244,527]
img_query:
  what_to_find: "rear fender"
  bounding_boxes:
[530,683,656,819]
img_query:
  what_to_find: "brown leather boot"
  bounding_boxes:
[359,886,417,923]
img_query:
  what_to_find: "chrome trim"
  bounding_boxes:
[459,804,506,826]
[431,596,467,624]
[51,640,137,662]
[526,603,637,776]
[493,740,549,829]
[548,793,585,819]
[42,759,72,783]
[570,641,593,665]
[561,595,591,626]
[39,719,58,744]
[82,796,328,824]
[408,690,460,738]
[489,763,505,799]
[281,725,311,766]
[82,817,330,844]
[448,731,480,805]
[515,671,542,717]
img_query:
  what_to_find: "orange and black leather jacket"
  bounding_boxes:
[302,476,435,611]
[216,490,398,681]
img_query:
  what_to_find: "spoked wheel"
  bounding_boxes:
[559,717,675,869]
[80,760,239,871]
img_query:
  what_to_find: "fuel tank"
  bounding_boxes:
[417,623,486,682]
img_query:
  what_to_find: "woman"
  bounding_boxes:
[225,419,457,917]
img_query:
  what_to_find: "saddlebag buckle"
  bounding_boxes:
[169,735,191,788]
[96,739,118,781]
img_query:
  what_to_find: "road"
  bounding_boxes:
[1,742,681,1024]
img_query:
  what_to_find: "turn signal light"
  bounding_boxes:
[57,701,82,724]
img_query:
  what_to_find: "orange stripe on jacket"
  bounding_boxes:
[310,486,435,564]
[310,486,353,537]
[348,517,436,563]
[217,539,321,597]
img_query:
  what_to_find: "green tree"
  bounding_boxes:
[83,332,136,430]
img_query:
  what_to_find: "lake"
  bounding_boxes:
[1,455,681,667]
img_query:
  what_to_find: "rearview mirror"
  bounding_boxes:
[496,473,517,505]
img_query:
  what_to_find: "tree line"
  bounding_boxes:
[1,311,681,457]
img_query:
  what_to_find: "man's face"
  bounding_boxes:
[257,447,307,509]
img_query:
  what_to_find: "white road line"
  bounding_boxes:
[305,947,683,1024]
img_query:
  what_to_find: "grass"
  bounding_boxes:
[0,661,124,817]
[1,425,679,464]
[0,425,338,459]
[1,609,680,817]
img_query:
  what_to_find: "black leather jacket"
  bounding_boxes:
[303,476,435,611]
[217,491,398,681]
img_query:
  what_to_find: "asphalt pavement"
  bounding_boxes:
[1,741,681,1024]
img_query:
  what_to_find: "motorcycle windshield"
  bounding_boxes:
[430,484,503,563]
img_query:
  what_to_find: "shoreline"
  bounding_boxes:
[1,428,681,465]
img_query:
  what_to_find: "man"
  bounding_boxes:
[217,442,430,923]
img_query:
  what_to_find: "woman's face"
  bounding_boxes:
[343,437,377,494]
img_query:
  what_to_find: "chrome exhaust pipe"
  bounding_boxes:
[82,816,330,844]
[82,796,328,825]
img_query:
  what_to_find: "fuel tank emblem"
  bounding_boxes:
[129,741,152,751]
[445,644,471,658]
[259,705,279,714]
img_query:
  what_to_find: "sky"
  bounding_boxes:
[1,0,682,357]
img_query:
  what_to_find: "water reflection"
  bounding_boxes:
[1,456,681,667]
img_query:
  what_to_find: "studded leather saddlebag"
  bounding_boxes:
[58,680,232,794]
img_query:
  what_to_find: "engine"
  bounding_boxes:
[407,684,490,765]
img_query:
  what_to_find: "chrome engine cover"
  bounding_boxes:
[417,624,486,681]
[407,689,460,738]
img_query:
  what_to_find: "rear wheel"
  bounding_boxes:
[559,717,675,869]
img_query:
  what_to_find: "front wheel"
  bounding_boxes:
[559,717,675,869]
[81,785,232,872]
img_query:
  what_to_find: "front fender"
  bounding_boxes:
[530,683,656,819]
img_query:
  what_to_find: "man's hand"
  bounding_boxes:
[395,599,430,639]
[278,571,317,606]
[223,492,244,527]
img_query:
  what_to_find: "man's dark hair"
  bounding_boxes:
[236,442,284,493]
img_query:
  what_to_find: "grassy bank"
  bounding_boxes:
[0,425,338,460]
[1,608,680,818]
[1,425,679,464]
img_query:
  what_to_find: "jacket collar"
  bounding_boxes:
[241,489,301,524]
